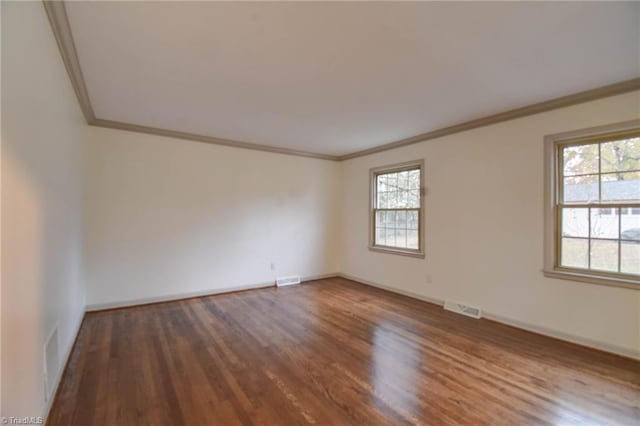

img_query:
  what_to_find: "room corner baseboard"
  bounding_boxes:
[300,272,341,282]
[336,273,640,361]
[337,273,445,307]
[84,273,340,312]
[85,281,276,311]
[43,310,85,421]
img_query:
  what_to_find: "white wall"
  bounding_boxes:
[84,127,341,307]
[341,91,640,358]
[1,2,87,418]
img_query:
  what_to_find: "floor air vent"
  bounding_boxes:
[444,301,482,319]
[276,276,301,287]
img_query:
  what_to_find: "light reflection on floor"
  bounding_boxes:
[371,321,423,423]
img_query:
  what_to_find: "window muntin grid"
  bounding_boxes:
[558,134,640,277]
[372,166,422,253]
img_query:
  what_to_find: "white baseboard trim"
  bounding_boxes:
[85,273,340,312]
[482,311,640,360]
[337,273,640,360]
[299,272,341,282]
[86,281,275,311]
[43,310,85,420]
[337,273,445,307]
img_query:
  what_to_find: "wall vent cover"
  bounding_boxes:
[444,301,482,319]
[276,276,301,287]
[44,326,60,401]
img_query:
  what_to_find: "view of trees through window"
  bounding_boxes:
[374,167,421,251]
[560,135,640,276]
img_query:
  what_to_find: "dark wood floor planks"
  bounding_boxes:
[47,278,640,425]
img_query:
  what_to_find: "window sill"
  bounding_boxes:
[369,246,425,259]
[543,268,639,290]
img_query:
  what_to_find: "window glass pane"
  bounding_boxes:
[407,210,418,230]
[407,230,419,249]
[377,169,421,207]
[394,228,407,248]
[396,210,407,229]
[601,171,640,202]
[590,239,618,272]
[397,188,409,208]
[376,191,387,208]
[377,175,388,192]
[385,210,396,228]
[384,228,396,246]
[397,171,410,191]
[561,237,588,269]
[621,241,640,275]
[601,137,640,173]
[386,173,397,192]
[621,215,640,241]
[375,209,420,250]
[563,144,599,177]
[407,189,420,208]
[387,190,399,208]
[590,208,619,239]
[563,175,598,203]
[561,208,588,238]
[408,169,420,189]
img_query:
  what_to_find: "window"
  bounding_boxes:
[370,160,424,257]
[544,121,640,289]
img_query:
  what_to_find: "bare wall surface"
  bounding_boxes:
[85,127,341,306]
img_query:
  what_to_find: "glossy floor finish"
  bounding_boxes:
[48,278,640,425]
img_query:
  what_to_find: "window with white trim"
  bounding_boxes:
[545,123,640,288]
[370,161,424,257]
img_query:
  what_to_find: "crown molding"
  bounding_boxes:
[91,118,340,161]
[339,77,640,160]
[43,0,95,124]
[44,1,640,162]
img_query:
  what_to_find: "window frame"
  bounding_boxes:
[543,119,640,290]
[369,160,425,258]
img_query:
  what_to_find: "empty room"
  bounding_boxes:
[2,1,640,425]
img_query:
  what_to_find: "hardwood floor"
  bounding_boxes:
[47,278,640,425]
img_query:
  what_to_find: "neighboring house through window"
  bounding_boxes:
[544,120,640,289]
